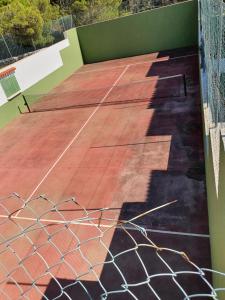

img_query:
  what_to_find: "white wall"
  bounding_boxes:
[0,84,7,106]
[0,38,69,105]
[14,39,69,91]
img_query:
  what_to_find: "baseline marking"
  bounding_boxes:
[0,214,209,239]
[76,54,198,75]
[15,65,130,216]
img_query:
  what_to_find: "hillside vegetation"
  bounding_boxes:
[0,0,184,47]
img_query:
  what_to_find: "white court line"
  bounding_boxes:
[121,73,183,84]
[0,214,209,238]
[76,53,198,75]
[153,74,182,81]
[15,65,130,217]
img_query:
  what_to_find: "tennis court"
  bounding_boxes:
[0,48,211,299]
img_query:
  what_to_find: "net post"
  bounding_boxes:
[183,74,187,96]
[22,94,31,113]
[17,106,22,114]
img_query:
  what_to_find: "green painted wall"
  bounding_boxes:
[204,134,225,296]
[77,0,198,64]
[198,2,225,292]
[0,28,83,129]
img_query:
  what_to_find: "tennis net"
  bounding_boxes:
[22,74,187,113]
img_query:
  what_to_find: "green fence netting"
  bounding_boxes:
[199,0,225,193]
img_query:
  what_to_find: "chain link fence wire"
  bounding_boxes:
[0,15,74,68]
[0,193,224,299]
[199,0,225,194]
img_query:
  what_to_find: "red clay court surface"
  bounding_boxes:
[0,47,211,299]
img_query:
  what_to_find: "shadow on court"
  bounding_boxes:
[42,229,211,299]
[119,50,208,233]
[2,48,211,299]
[40,48,211,299]
[156,46,198,59]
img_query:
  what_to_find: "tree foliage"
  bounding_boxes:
[0,0,59,45]
[0,1,43,44]
[0,0,184,47]
[71,0,122,26]
[32,0,60,20]
[120,0,181,14]
[0,0,12,6]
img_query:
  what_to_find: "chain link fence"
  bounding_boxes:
[199,0,225,193]
[0,193,224,299]
[0,15,75,68]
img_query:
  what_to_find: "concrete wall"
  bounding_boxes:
[0,28,83,129]
[14,39,69,91]
[205,136,225,293]
[77,0,198,64]
[199,55,225,295]
[0,39,69,106]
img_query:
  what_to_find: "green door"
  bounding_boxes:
[1,73,20,98]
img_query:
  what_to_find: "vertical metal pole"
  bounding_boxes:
[183,74,187,96]
[61,17,66,32]
[22,95,31,113]
[18,106,22,114]
[1,34,13,59]
[31,39,36,51]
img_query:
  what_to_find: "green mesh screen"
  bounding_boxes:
[1,73,20,98]
[199,0,225,194]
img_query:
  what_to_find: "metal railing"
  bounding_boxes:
[0,15,74,67]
